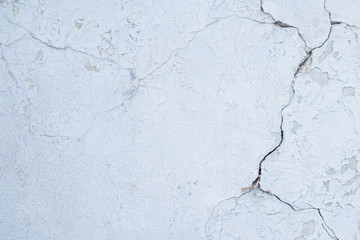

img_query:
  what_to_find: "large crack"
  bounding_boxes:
[3,13,298,142]
[241,0,333,192]
[2,2,353,238]
[80,14,308,140]
[253,22,333,182]
[250,0,329,188]
[4,7,342,238]
[234,0,340,239]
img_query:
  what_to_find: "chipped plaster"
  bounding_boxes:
[1,0,359,239]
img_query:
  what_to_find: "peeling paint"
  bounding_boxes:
[342,86,355,96]
[74,20,84,29]
[1,0,8,7]
[1,0,359,239]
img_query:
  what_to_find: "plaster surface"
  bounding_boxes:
[1,0,359,239]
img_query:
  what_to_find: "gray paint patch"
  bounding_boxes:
[129,69,136,80]
[342,86,355,96]
[310,67,329,87]
[302,220,315,235]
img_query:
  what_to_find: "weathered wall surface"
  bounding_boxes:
[1,0,359,239]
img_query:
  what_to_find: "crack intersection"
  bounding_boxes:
[235,0,340,239]
[4,17,125,69]
[242,0,334,198]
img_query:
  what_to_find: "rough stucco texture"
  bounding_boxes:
[0,0,359,239]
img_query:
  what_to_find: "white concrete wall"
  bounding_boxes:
[1,0,359,239]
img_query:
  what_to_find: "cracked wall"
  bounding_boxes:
[0,0,359,239]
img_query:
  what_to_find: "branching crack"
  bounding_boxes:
[324,0,359,29]
[330,21,359,29]
[242,0,334,191]
[261,189,339,239]
[4,17,125,69]
[237,2,340,239]
[206,188,339,239]
[80,18,223,140]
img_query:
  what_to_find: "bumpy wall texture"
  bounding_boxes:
[1,0,360,239]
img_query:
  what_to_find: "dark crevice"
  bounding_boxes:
[206,187,339,239]
[274,21,294,28]
[331,20,359,29]
[260,0,309,50]
[331,21,343,25]
[239,1,340,239]
[206,0,342,239]
[294,21,333,76]
[318,209,340,240]
[294,53,312,77]
[242,0,334,192]
[260,188,295,211]
[260,0,275,22]
[253,0,333,185]
[324,0,359,29]
[257,116,284,176]
[238,2,340,238]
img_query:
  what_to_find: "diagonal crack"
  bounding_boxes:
[4,15,228,141]
[260,189,339,239]
[206,188,339,239]
[4,17,125,69]
[205,5,339,237]
[317,208,339,240]
[80,18,225,140]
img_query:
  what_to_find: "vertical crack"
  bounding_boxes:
[317,209,340,240]
[242,0,334,192]
[239,1,340,238]
[207,1,341,239]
